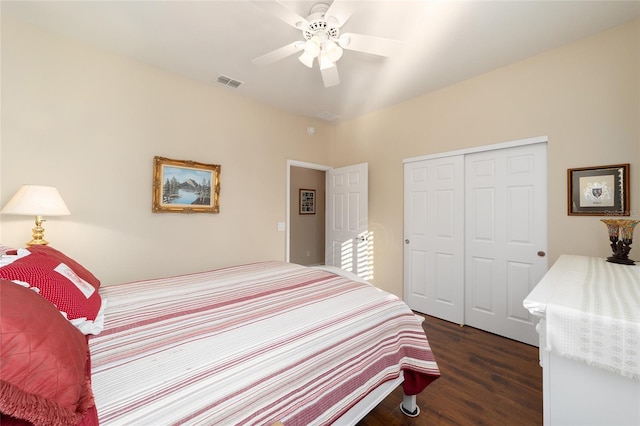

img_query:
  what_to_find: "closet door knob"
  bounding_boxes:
[405,239,410,244]
[537,251,546,257]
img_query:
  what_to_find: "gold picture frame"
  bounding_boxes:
[567,163,629,216]
[152,156,221,213]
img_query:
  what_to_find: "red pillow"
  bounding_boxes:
[0,246,101,323]
[26,245,100,289]
[0,280,94,426]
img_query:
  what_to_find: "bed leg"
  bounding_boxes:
[400,393,420,417]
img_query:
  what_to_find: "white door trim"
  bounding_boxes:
[403,135,548,164]
[286,160,331,262]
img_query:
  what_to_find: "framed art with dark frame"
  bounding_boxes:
[567,163,629,216]
[299,189,316,215]
[152,156,221,213]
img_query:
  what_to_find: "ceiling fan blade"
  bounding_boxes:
[324,0,357,27]
[339,33,401,57]
[252,41,304,66]
[250,0,308,30]
[321,64,340,88]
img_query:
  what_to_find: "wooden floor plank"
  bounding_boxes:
[357,314,543,425]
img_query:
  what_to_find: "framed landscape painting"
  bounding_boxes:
[152,156,221,213]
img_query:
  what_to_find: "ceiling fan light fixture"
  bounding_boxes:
[299,51,315,68]
[323,40,343,62]
[318,53,335,70]
[252,1,402,88]
[304,36,322,57]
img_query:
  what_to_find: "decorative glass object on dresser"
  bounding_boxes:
[601,219,639,265]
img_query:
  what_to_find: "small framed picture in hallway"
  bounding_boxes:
[299,189,316,215]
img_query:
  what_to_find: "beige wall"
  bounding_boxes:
[289,166,325,266]
[0,18,332,285]
[330,19,639,295]
[1,17,638,298]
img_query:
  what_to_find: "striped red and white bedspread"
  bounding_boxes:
[89,261,439,425]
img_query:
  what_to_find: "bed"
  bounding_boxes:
[0,245,440,425]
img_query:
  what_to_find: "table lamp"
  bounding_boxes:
[1,185,71,246]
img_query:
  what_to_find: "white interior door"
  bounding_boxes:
[325,163,369,278]
[464,143,547,346]
[403,156,464,324]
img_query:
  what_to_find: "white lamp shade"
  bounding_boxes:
[318,53,335,70]
[303,37,322,57]
[324,40,343,62]
[1,185,71,216]
[298,51,315,68]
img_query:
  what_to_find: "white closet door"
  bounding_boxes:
[403,156,464,324]
[464,143,546,346]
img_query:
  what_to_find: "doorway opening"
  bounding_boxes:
[286,160,330,265]
[286,160,372,279]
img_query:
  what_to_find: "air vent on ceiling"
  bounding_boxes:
[316,111,341,122]
[216,74,243,88]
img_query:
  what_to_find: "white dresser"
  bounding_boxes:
[524,255,640,426]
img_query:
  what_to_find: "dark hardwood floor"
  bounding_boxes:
[357,314,543,426]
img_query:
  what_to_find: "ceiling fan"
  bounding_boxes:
[251,0,400,88]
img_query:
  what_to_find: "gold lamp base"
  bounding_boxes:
[26,215,50,246]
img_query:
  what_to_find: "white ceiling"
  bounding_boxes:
[2,1,639,123]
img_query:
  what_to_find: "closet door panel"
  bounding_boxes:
[404,156,464,324]
[465,144,546,346]
[409,249,428,297]
[434,252,456,305]
[403,140,546,345]
[506,261,536,323]
[468,256,495,314]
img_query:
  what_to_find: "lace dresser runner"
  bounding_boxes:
[545,255,640,380]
